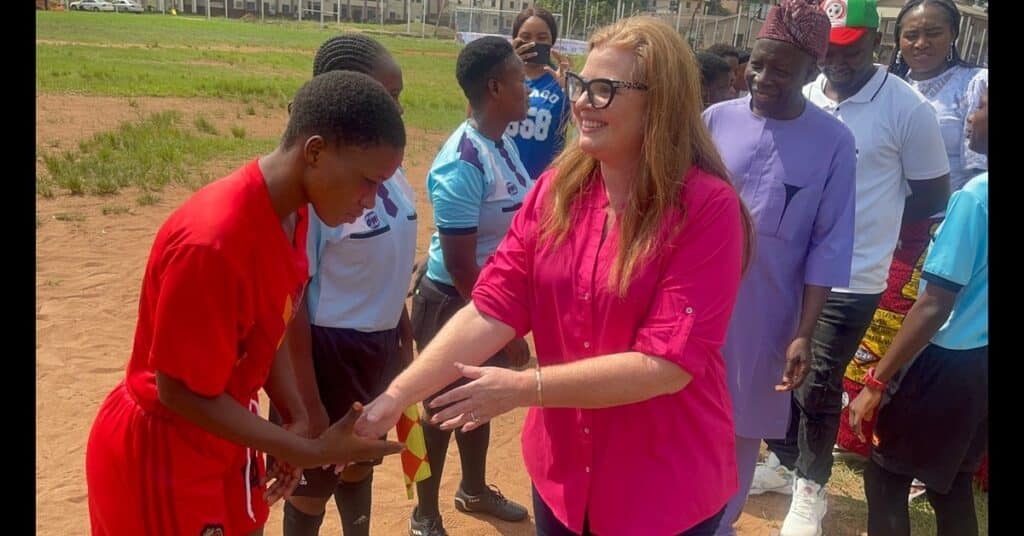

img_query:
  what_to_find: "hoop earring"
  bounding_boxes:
[947,45,955,62]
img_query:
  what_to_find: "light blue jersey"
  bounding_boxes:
[425,121,534,287]
[921,173,988,350]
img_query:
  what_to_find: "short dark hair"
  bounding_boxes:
[282,70,405,150]
[313,33,390,77]
[512,7,559,44]
[456,36,517,107]
[706,43,740,60]
[696,51,733,87]
[737,49,750,64]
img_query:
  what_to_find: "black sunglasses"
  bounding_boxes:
[565,71,649,109]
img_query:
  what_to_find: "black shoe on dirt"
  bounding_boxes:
[409,507,448,536]
[453,484,528,522]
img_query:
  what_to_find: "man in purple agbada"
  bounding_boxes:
[702,1,857,534]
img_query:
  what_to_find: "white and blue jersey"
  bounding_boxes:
[505,72,568,180]
[306,168,418,332]
[426,121,534,287]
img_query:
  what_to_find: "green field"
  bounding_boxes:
[37,11,458,51]
[37,11,465,131]
[34,10,989,534]
[37,11,472,197]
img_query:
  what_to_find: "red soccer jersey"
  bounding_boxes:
[126,157,308,422]
[88,159,309,535]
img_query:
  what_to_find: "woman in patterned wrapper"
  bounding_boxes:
[836,0,988,494]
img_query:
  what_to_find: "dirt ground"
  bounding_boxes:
[37,94,865,535]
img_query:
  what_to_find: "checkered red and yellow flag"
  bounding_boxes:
[396,404,431,499]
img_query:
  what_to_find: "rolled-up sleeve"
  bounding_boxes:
[633,186,745,379]
[472,171,551,337]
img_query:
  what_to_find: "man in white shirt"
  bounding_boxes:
[752,1,951,535]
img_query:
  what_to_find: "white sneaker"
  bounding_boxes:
[779,477,827,536]
[749,452,794,496]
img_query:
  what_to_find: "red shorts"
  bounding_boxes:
[86,383,269,536]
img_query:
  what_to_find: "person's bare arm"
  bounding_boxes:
[262,337,309,428]
[777,284,829,391]
[440,233,529,365]
[157,373,403,469]
[440,233,481,299]
[904,175,950,223]
[398,304,414,367]
[867,285,955,385]
[158,372,317,465]
[270,293,329,435]
[357,304,690,436]
[847,284,957,441]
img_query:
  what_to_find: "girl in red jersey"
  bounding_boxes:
[86,71,407,536]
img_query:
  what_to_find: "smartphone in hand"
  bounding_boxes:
[526,42,552,66]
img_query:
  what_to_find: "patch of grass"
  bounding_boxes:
[35,13,468,132]
[230,125,246,139]
[825,456,988,535]
[42,110,273,196]
[190,171,214,191]
[37,11,460,52]
[193,114,219,135]
[101,205,131,215]
[36,44,304,108]
[136,192,161,206]
[245,104,256,115]
[53,212,86,222]
[44,279,62,287]
[128,98,139,108]
[36,178,55,198]
[748,447,988,535]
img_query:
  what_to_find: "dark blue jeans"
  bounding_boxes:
[532,485,725,536]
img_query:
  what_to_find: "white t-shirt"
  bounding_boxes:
[804,65,950,294]
[306,168,419,332]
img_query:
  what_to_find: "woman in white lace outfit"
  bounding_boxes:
[890,0,987,191]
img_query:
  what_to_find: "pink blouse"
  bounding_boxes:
[473,166,745,534]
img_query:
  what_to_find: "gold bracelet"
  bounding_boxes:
[535,365,544,407]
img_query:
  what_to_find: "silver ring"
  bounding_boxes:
[470,411,480,423]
